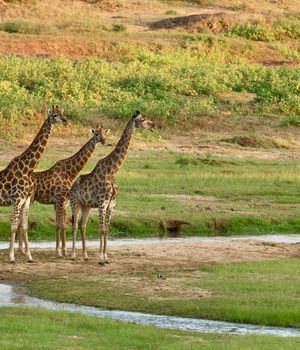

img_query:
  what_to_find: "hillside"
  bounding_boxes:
[0,0,299,143]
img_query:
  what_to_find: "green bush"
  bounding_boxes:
[280,115,300,127]
[0,19,45,35]
[226,19,300,42]
[111,24,126,32]
[0,51,299,140]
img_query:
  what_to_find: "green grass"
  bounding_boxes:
[27,259,300,328]
[226,19,300,42]
[1,308,300,350]
[1,149,300,241]
[0,19,46,35]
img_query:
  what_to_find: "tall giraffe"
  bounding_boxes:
[70,111,154,264]
[0,106,66,262]
[18,126,110,257]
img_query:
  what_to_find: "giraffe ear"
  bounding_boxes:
[48,109,52,116]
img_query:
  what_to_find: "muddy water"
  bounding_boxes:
[0,283,300,337]
[0,234,299,251]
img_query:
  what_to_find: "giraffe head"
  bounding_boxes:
[92,125,110,145]
[132,111,155,131]
[48,106,67,125]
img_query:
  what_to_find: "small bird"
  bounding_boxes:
[157,271,166,280]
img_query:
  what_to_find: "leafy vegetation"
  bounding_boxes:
[226,19,300,42]
[0,19,45,34]
[0,53,299,140]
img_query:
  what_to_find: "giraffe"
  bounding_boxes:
[0,106,66,263]
[70,111,154,264]
[18,126,110,257]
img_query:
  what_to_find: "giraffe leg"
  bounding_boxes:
[55,204,63,258]
[103,198,116,264]
[8,201,23,263]
[61,203,68,257]
[71,201,80,260]
[80,206,91,260]
[18,224,25,255]
[20,197,33,262]
[98,201,109,265]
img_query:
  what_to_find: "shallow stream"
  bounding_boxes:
[1,234,299,337]
[0,234,299,251]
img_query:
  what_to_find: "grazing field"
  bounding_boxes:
[1,308,300,350]
[26,258,300,328]
[1,144,300,240]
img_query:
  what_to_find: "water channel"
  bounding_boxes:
[1,283,300,337]
[0,233,299,251]
[1,234,299,337]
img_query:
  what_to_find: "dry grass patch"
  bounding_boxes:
[221,135,296,149]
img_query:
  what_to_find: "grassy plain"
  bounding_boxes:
[1,308,300,350]
[27,258,300,328]
[1,145,300,240]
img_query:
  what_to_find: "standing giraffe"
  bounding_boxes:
[0,106,66,262]
[18,126,110,257]
[70,111,154,264]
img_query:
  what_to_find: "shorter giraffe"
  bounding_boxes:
[0,106,66,262]
[18,126,110,257]
[70,111,154,264]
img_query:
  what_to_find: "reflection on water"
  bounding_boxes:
[0,283,300,337]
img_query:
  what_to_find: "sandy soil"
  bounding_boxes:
[0,240,299,284]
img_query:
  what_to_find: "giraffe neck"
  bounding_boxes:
[96,119,135,176]
[59,136,98,179]
[14,117,53,174]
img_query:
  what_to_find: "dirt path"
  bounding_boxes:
[0,240,299,283]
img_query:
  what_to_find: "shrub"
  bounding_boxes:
[226,19,300,42]
[280,115,300,127]
[1,19,44,35]
[111,23,126,32]
[0,51,299,140]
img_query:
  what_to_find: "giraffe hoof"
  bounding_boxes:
[104,260,109,264]
[98,261,105,266]
[9,259,16,264]
[27,259,33,263]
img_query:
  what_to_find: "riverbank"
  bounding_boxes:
[1,237,299,329]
